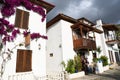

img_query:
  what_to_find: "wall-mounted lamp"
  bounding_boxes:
[38,44,41,50]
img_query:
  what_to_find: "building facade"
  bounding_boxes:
[46,14,120,73]
[0,0,54,80]
[96,20,120,65]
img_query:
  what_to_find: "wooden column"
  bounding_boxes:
[93,31,95,40]
[87,28,89,39]
[80,25,83,38]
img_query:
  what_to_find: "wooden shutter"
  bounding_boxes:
[25,50,32,71]
[25,33,30,47]
[16,49,32,72]
[15,8,29,29]
[22,11,29,29]
[15,9,23,28]
[16,49,24,72]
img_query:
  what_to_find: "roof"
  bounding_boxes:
[30,0,55,13]
[47,13,77,28]
[47,13,102,33]
[0,0,55,13]
[71,22,103,33]
[78,17,95,26]
[102,24,119,31]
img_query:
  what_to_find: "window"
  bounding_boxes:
[50,53,53,57]
[16,49,32,72]
[108,50,114,64]
[25,33,30,47]
[15,9,29,29]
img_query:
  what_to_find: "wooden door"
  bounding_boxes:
[16,49,32,72]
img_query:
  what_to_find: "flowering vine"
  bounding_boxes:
[1,0,46,22]
[0,0,47,79]
[0,0,47,44]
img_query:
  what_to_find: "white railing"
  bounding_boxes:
[8,71,66,80]
[46,71,65,80]
[8,72,36,80]
[37,76,47,80]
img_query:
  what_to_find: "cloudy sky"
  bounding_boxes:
[46,0,120,24]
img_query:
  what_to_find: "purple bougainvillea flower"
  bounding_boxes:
[41,35,48,40]
[0,18,9,25]
[30,33,48,40]
[22,0,33,10]
[7,24,14,32]
[2,35,14,44]
[0,26,7,35]
[1,5,15,17]
[2,37,7,45]
[23,30,30,37]
[30,33,41,40]
[5,0,21,6]
[32,6,46,22]
[12,29,20,38]
[0,23,4,29]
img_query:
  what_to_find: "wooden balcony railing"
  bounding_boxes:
[73,38,96,50]
[106,35,119,45]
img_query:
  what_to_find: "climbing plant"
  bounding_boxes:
[0,0,47,79]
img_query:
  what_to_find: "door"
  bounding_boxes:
[115,52,120,62]
[16,49,32,72]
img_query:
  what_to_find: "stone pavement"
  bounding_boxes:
[72,66,120,80]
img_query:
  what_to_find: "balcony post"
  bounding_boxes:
[80,25,83,38]
[93,31,95,40]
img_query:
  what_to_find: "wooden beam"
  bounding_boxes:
[80,25,83,38]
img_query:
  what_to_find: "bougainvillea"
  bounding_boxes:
[30,33,48,40]
[0,0,48,78]
[0,0,47,44]
[1,0,46,22]
[23,30,30,37]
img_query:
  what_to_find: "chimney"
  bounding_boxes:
[96,20,103,31]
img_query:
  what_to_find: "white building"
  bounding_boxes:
[46,14,120,73]
[96,20,120,66]
[0,0,54,80]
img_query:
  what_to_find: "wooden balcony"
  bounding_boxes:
[106,36,119,45]
[73,38,96,51]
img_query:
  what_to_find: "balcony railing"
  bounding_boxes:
[106,35,119,45]
[73,38,96,50]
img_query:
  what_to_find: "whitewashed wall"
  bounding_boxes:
[46,21,63,72]
[60,20,76,63]
[0,6,47,80]
[95,20,119,64]
[46,20,76,72]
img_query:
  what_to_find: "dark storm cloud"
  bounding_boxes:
[91,0,120,23]
[46,0,120,24]
[46,0,82,21]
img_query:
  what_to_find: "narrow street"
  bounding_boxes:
[72,66,120,80]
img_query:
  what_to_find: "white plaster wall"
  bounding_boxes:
[95,20,119,64]
[46,21,63,72]
[61,20,76,63]
[46,20,77,72]
[0,6,47,80]
[95,33,108,56]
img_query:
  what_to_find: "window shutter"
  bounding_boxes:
[16,49,24,72]
[14,9,23,28]
[25,50,32,71]
[25,33,30,47]
[16,49,32,72]
[22,11,29,29]
[15,8,29,29]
